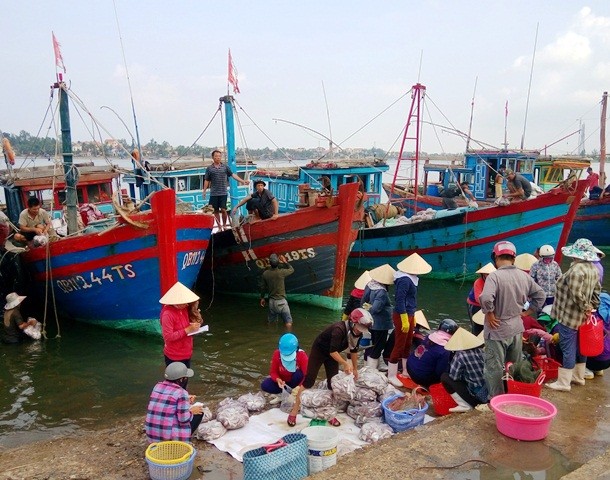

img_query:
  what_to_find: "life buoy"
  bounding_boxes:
[2,138,15,165]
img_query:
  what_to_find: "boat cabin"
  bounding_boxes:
[0,163,119,224]
[533,156,590,192]
[248,159,390,213]
[122,158,255,210]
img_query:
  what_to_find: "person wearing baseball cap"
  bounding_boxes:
[287,308,373,427]
[231,179,279,222]
[479,241,545,399]
[145,362,204,443]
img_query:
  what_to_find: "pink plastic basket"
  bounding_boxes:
[490,393,557,441]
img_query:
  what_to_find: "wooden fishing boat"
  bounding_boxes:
[199,96,365,309]
[2,77,214,334]
[348,83,588,277]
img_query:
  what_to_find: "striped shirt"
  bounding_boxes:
[145,380,192,443]
[204,163,234,196]
[449,348,485,392]
[551,261,601,330]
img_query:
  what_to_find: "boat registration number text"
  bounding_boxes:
[56,264,136,293]
[182,250,205,270]
[255,248,315,269]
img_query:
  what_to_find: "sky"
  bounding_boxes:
[2,1,610,156]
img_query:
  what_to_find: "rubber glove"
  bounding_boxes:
[341,313,349,321]
[400,313,410,333]
[551,333,559,344]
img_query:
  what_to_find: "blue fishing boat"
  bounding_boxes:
[349,83,588,277]
[3,76,214,334]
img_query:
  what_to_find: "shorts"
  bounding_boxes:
[268,298,293,324]
[209,195,228,211]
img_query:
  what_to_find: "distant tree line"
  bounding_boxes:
[1,130,390,161]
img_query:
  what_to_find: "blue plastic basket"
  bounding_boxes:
[145,444,195,480]
[382,394,428,432]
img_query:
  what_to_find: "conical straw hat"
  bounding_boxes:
[354,271,372,290]
[368,264,396,285]
[476,262,496,274]
[444,327,484,351]
[159,281,200,305]
[414,310,430,329]
[396,253,432,275]
[472,310,485,326]
[514,253,538,271]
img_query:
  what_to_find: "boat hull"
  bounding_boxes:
[202,182,362,309]
[23,190,214,334]
[350,181,587,278]
[568,197,610,247]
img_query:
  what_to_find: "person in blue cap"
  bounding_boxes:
[260,333,308,401]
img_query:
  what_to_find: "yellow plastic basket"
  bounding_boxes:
[145,441,194,466]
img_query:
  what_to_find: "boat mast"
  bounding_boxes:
[466,77,477,151]
[389,83,425,212]
[600,91,607,186]
[220,95,240,208]
[54,80,78,235]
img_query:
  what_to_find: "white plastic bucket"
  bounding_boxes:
[300,426,339,474]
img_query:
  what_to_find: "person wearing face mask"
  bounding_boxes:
[529,245,562,307]
[145,362,204,443]
[159,282,202,388]
[287,308,373,427]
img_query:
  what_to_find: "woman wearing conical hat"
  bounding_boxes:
[341,270,371,321]
[159,282,201,385]
[387,253,432,388]
[441,328,487,413]
[361,264,395,372]
[466,262,496,335]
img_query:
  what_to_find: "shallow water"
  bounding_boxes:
[1,257,608,451]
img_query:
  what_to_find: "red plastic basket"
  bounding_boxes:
[428,383,457,416]
[505,363,545,397]
[533,356,561,382]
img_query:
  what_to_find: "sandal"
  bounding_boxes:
[328,417,341,427]
[287,415,297,427]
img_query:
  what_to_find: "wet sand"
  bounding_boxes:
[0,371,608,479]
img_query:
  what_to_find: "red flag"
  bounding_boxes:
[228,49,240,94]
[52,32,66,74]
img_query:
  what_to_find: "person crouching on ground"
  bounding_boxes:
[547,238,601,392]
[441,328,487,412]
[388,253,432,388]
[406,318,458,388]
[159,282,202,388]
[287,307,373,427]
[479,241,545,399]
[261,333,308,403]
[342,270,371,321]
[361,264,395,371]
[145,362,204,443]
[467,262,496,335]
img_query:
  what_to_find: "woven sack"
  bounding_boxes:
[243,433,308,480]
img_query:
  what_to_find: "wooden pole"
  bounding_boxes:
[600,91,607,187]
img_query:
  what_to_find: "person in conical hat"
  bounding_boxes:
[514,253,538,273]
[466,262,496,335]
[386,253,432,388]
[440,327,487,413]
[342,270,372,321]
[361,264,395,371]
[159,282,201,386]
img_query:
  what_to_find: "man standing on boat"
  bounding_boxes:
[231,180,279,221]
[504,170,532,200]
[479,241,545,399]
[260,254,294,330]
[201,150,249,231]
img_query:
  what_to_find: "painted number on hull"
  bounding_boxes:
[56,264,136,293]
[255,248,315,269]
[182,250,205,270]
